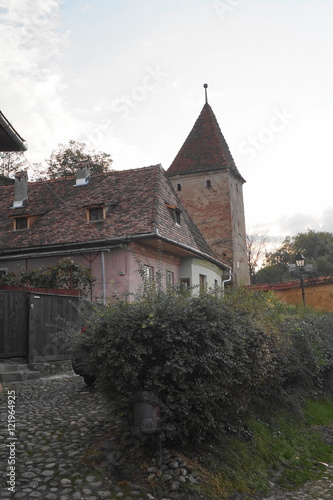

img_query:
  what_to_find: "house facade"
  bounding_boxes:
[0,164,230,302]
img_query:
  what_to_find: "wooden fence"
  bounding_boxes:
[0,290,81,363]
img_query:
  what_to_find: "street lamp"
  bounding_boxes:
[295,253,306,306]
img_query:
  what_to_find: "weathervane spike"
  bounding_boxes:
[203,83,208,104]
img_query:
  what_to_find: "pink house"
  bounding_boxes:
[0,163,231,302]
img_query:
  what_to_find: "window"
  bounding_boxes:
[177,183,181,191]
[175,208,181,225]
[142,265,154,282]
[165,204,181,226]
[166,270,174,286]
[206,179,212,189]
[14,217,28,230]
[88,206,104,221]
[179,278,190,295]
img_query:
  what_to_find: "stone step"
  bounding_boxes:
[0,370,40,383]
[0,363,29,373]
[0,360,40,382]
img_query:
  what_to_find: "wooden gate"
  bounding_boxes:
[0,291,29,358]
[28,293,80,364]
[0,290,81,361]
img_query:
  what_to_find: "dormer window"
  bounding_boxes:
[165,203,181,226]
[175,208,181,225]
[87,206,105,221]
[14,216,28,230]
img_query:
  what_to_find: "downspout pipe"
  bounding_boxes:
[222,269,232,294]
[101,250,106,305]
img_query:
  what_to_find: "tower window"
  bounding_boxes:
[177,183,181,191]
[206,180,212,189]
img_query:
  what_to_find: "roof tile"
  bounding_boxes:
[167,103,245,182]
[0,165,217,260]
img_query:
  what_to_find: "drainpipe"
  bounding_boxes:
[222,269,232,294]
[101,251,106,305]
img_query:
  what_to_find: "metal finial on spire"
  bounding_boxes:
[203,83,208,103]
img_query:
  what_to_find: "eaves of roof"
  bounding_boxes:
[0,230,230,272]
[0,111,27,152]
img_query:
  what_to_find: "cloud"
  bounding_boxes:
[0,0,80,164]
[251,207,333,242]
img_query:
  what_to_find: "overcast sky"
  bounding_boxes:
[1,0,332,242]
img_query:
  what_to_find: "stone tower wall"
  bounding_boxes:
[170,169,250,285]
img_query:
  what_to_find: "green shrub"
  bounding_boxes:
[74,285,333,446]
[1,257,95,296]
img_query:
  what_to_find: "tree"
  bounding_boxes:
[247,231,269,283]
[37,140,113,179]
[0,152,27,180]
[255,230,333,284]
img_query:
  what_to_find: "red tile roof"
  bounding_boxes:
[167,103,245,182]
[248,275,333,292]
[0,165,224,266]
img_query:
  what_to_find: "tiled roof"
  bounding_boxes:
[0,165,222,264]
[0,111,27,152]
[248,275,333,292]
[167,103,245,182]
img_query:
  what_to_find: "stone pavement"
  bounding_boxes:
[1,374,333,500]
[0,374,175,500]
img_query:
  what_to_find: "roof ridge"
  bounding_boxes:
[149,164,162,234]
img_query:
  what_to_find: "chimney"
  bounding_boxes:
[75,160,90,186]
[13,170,28,207]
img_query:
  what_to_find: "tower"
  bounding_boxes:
[167,86,250,285]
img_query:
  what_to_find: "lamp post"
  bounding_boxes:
[295,253,306,306]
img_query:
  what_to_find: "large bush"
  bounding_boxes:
[74,285,333,446]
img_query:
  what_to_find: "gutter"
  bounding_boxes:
[0,111,27,152]
[0,229,231,273]
[153,229,231,273]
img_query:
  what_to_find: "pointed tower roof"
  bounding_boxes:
[167,101,245,182]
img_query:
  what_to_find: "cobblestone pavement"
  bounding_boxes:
[0,374,174,500]
[1,374,333,500]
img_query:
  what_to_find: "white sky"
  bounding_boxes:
[1,0,332,242]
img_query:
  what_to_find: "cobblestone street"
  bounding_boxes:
[0,375,167,500]
[0,374,333,500]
